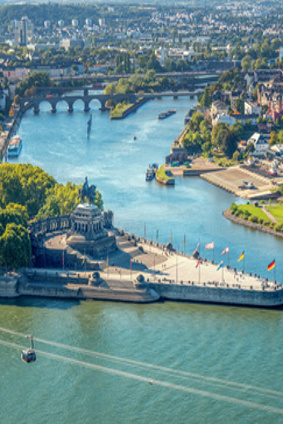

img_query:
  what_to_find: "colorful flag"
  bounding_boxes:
[193,242,200,255]
[217,261,224,271]
[130,260,132,270]
[205,242,214,250]
[221,246,229,255]
[106,254,109,267]
[267,259,275,271]
[62,251,64,266]
[183,235,186,249]
[238,251,245,262]
[195,259,200,268]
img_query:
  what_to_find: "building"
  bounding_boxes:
[60,38,84,51]
[85,18,92,27]
[0,88,7,110]
[99,18,105,27]
[248,132,269,156]
[244,101,262,116]
[14,17,33,46]
[210,100,229,119]
[72,19,79,28]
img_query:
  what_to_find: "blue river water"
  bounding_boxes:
[1,96,283,424]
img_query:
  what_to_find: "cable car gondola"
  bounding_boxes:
[21,335,36,363]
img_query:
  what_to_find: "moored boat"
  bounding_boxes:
[7,136,22,157]
[146,164,157,181]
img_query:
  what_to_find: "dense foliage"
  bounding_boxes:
[0,164,103,269]
[16,71,52,97]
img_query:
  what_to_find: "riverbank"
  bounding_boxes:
[110,98,149,120]
[1,229,282,307]
[223,208,283,239]
[0,106,22,161]
[155,164,175,185]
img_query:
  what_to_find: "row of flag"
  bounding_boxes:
[195,241,276,272]
[143,226,276,274]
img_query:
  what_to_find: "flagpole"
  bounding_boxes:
[222,264,224,283]
[274,263,276,283]
[243,254,245,273]
[228,250,230,267]
[130,260,132,281]
[176,254,178,283]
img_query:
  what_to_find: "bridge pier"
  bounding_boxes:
[173,95,178,100]
[84,104,90,113]
[50,105,57,114]
[68,105,74,113]
[33,105,39,115]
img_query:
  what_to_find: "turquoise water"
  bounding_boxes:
[1,96,283,423]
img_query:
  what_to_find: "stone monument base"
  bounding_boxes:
[67,232,116,257]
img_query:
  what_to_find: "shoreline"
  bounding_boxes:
[0,230,282,308]
[223,209,283,238]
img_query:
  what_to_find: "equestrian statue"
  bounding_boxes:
[78,177,96,205]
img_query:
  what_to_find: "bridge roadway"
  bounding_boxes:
[21,88,203,115]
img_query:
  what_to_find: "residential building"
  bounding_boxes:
[244,101,262,115]
[248,132,269,156]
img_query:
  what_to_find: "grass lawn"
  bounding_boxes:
[111,102,133,119]
[156,165,175,184]
[267,204,283,223]
[237,204,271,221]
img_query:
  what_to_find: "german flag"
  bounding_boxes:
[267,260,275,271]
[238,251,245,262]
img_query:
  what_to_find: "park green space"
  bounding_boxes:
[110,102,133,119]
[156,165,175,184]
[237,204,271,221]
[267,205,283,223]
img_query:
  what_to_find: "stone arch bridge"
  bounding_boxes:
[20,87,202,115]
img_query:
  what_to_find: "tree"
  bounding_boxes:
[0,223,31,269]
[278,130,283,144]
[199,86,212,107]
[212,122,229,146]
[269,131,278,146]
[241,55,252,72]
[221,130,237,158]
[104,83,116,95]
[234,98,244,114]
[14,94,20,105]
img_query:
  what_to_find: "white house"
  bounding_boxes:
[248,132,269,156]
[244,101,262,116]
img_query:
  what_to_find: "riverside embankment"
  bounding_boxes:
[223,209,283,239]
[1,231,282,307]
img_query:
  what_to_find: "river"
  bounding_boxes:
[1,96,283,423]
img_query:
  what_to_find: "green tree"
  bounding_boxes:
[221,130,237,158]
[0,223,31,269]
